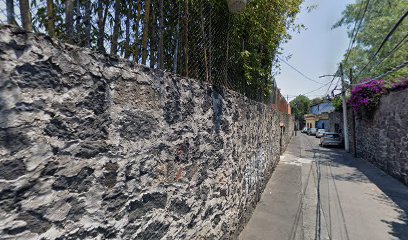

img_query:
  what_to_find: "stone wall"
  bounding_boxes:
[329,89,408,186]
[0,25,293,240]
[354,89,408,185]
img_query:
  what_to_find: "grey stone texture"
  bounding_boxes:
[0,25,294,240]
[329,89,408,186]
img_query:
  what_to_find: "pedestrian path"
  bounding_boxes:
[239,133,408,240]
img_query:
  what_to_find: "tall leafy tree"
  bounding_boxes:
[334,0,408,82]
[290,95,311,127]
[20,0,303,105]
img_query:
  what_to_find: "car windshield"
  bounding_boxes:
[318,129,325,133]
[325,134,340,139]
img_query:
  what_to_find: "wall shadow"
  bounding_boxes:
[322,149,408,239]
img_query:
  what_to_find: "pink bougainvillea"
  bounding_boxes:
[389,78,408,92]
[349,78,408,113]
[348,79,385,112]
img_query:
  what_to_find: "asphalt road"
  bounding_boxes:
[240,133,408,240]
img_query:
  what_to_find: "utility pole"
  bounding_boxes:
[340,64,349,152]
[350,68,357,157]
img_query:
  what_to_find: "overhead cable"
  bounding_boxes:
[344,0,371,64]
[277,56,325,85]
[364,32,408,75]
[356,10,408,78]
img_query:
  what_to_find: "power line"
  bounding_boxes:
[300,80,334,96]
[277,56,325,85]
[356,9,408,79]
[324,74,338,97]
[364,32,408,74]
[344,0,371,64]
[351,60,408,86]
[373,60,408,80]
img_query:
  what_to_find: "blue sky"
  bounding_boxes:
[276,0,355,100]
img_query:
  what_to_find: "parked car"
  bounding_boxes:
[307,128,317,136]
[320,132,343,147]
[301,127,308,133]
[316,129,326,138]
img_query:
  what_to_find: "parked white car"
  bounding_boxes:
[320,132,343,147]
[307,128,317,136]
[316,129,326,138]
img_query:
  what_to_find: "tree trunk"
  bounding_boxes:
[141,0,151,65]
[46,0,55,37]
[200,1,209,82]
[173,3,181,73]
[97,0,105,52]
[111,0,121,55]
[157,0,164,69]
[84,0,92,47]
[6,0,17,25]
[133,0,142,63]
[183,0,189,77]
[19,0,32,31]
[149,1,156,68]
[124,1,132,58]
[75,0,81,44]
[65,0,74,43]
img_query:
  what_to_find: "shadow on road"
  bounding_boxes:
[321,148,408,239]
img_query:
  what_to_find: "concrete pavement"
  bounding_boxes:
[239,133,408,240]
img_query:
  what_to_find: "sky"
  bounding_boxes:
[276,0,356,101]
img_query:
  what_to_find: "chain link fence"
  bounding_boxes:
[0,0,290,113]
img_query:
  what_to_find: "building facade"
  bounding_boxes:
[304,102,335,130]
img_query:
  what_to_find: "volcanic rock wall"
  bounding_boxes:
[0,25,293,240]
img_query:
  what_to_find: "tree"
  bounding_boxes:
[141,0,151,65]
[311,97,325,106]
[19,0,33,31]
[157,0,164,68]
[111,0,122,55]
[97,0,109,52]
[124,0,132,58]
[334,0,408,82]
[332,97,343,112]
[133,0,142,63]
[84,0,92,47]
[290,95,311,127]
[65,0,74,43]
[6,0,17,25]
[21,0,303,104]
[46,0,55,37]
[149,0,157,68]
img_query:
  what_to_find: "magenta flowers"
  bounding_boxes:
[348,79,385,112]
[349,78,408,113]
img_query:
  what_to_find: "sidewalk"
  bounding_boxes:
[239,135,305,240]
[239,134,408,240]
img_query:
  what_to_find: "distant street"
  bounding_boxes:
[240,133,408,240]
